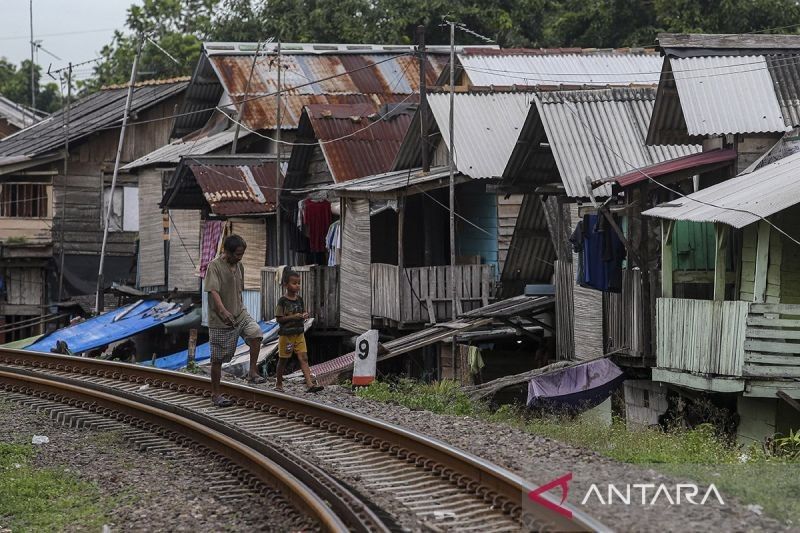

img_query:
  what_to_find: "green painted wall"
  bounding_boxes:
[672,221,715,271]
[740,224,757,301]
[455,181,499,272]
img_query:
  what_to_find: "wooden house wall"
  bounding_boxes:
[52,92,183,259]
[735,134,782,173]
[167,210,201,292]
[2,267,44,310]
[0,117,17,139]
[229,218,267,290]
[339,198,372,332]
[497,194,523,273]
[137,168,166,288]
[307,145,334,186]
[778,206,800,304]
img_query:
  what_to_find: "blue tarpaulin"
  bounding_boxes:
[25,300,185,354]
[143,320,279,370]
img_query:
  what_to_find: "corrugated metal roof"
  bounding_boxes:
[534,87,699,198]
[458,49,662,87]
[0,80,188,159]
[673,56,787,137]
[302,166,467,197]
[0,95,47,129]
[603,148,737,188]
[161,155,280,216]
[427,92,533,179]
[207,50,448,130]
[204,42,494,56]
[649,36,800,144]
[643,150,800,228]
[305,103,413,182]
[122,128,250,170]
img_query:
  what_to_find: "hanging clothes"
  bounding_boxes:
[325,220,341,266]
[468,345,484,375]
[569,214,624,292]
[287,201,310,254]
[199,220,224,278]
[304,199,331,253]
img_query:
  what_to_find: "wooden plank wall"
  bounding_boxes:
[167,210,201,292]
[137,168,165,287]
[398,265,493,324]
[230,218,266,290]
[744,303,800,378]
[339,198,372,332]
[371,263,400,321]
[497,194,523,274]
[261,265,339,329]
[604,269,646,357]
[656,298,749,376]
[554,260,574,361]
[4,267,44,307]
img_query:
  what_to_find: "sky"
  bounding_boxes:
[0,0,139,80]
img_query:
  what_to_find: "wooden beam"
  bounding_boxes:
[599,207,644,268]
[661,220,675,298]
[397,196,405,271]
[753,220,771,303]
[714,223,729,301]
[777,390,800,413]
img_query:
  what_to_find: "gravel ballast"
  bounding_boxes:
[0,394,309,532]
[268,379,791,532]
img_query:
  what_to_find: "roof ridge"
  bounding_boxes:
[101,76,191,91]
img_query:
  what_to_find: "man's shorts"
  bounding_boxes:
[209,311,262,364]
[278,333,307,359]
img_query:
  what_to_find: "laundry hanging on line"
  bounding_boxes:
[569,213,624,293]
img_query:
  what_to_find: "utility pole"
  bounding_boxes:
[96,35,143,314]
[448,22,456,321]
[417,25,429,173]
[231,40,262,155]
[57,63,72,301]
[29,0,35,114]
[275,41,283,262]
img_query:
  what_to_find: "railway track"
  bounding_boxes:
[0,348,607,532]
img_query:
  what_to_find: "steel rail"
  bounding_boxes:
[0,366,353,532]
[0,348,608,531]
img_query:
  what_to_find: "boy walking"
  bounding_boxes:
[204,235,266,407]
[274,270,323,393]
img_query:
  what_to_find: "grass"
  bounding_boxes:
[0,442,110,532]
[356,379,800,524]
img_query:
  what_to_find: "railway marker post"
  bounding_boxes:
[352,329,378,387]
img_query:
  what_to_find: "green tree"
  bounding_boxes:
[0,58,61,113]
[88,0,217,90]
[92,0,800,88]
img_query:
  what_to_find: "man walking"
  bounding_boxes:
[204,234,266,407]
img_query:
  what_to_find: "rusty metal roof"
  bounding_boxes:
[206,47,449,130]
[304,103,414,182]
[161,154,280,216]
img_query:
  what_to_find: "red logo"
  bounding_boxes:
[528,472,573,519]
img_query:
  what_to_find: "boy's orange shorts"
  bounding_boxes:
[278,333,307,358]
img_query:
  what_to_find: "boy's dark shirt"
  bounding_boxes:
[275,295,305,335]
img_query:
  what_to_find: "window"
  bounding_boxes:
[102,186,139,232]
[0,183,48,218]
